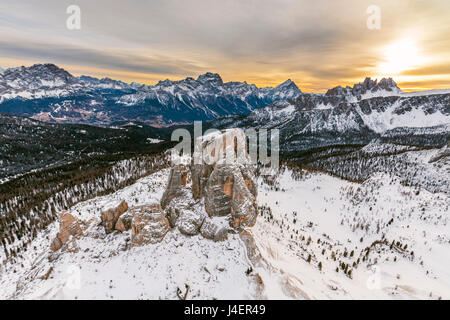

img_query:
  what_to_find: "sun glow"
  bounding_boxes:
[378,39,422,75]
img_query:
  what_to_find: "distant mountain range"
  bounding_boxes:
[0,63,448,154]
[211,80,450,151]
[0,64,301,126]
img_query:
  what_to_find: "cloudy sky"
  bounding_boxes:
[0,0,448,91]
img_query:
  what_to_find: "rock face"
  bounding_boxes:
[204,165,235,216]
[164,191,207,236]
[202,163,258,228]
[161,164,189,209]
[176,207,207,236]
[325,77,401,98]
[193,129,258,229]
[239,230,263,267]
[50,212,83,251]
[229,168,258,228]
[115,212,133,232]
[200,219,228,241]
[131,204,170,246]
[100,200,129,233]
[161,128,258,238]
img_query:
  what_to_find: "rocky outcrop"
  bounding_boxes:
[100,200,128,233]
[161,128,258,239]
[161,164,189,209]
[200,218,228,241]
[230,168,258,228]
[193,129,258,229]
[115,212,133,232]
[204,165,235,216]
[191,163,214,200]
[131,204,170,246]
[164,191,207,236]
[176,208,207,236]
[50,212,83,251]
[239,230,263,267]
[202,164,258,228]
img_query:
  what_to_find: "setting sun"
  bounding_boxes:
[378,39,423,75]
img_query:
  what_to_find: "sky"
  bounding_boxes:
[0,0,449,92]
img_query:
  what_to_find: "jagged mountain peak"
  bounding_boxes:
[78,75,130,89]
[278,78,294,86]
[361,76,377,88]
[196,72,223,85]
[155,79,173,86]
[18,63,74,79]
[326,77,401,98]
[276,79,301,93]
[377,77,400,91]
[1,63,77,90]
[359,77,399,92]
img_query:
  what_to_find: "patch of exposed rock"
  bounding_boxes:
[50,212,83,251]
[200,218,228,241]
[100,200,128,233]
[115,211,133,232]
[161,164,189,209]
[164,190,207,236]
[130,204,171,246]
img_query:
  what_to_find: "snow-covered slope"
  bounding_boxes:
[0,169,261,300]
[254,168,449,299]
[1,153,448,300]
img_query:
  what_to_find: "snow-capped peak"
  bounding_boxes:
[196,72,223,85]
[326,77,401,100]
[376,77,400,92]
[78,75,131,90]
[1,63,77,90]
[276,79,302,94]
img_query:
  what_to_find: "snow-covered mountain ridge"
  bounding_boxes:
[0,64,301,126]
[1,63,448,131]
[211,86,449,151]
